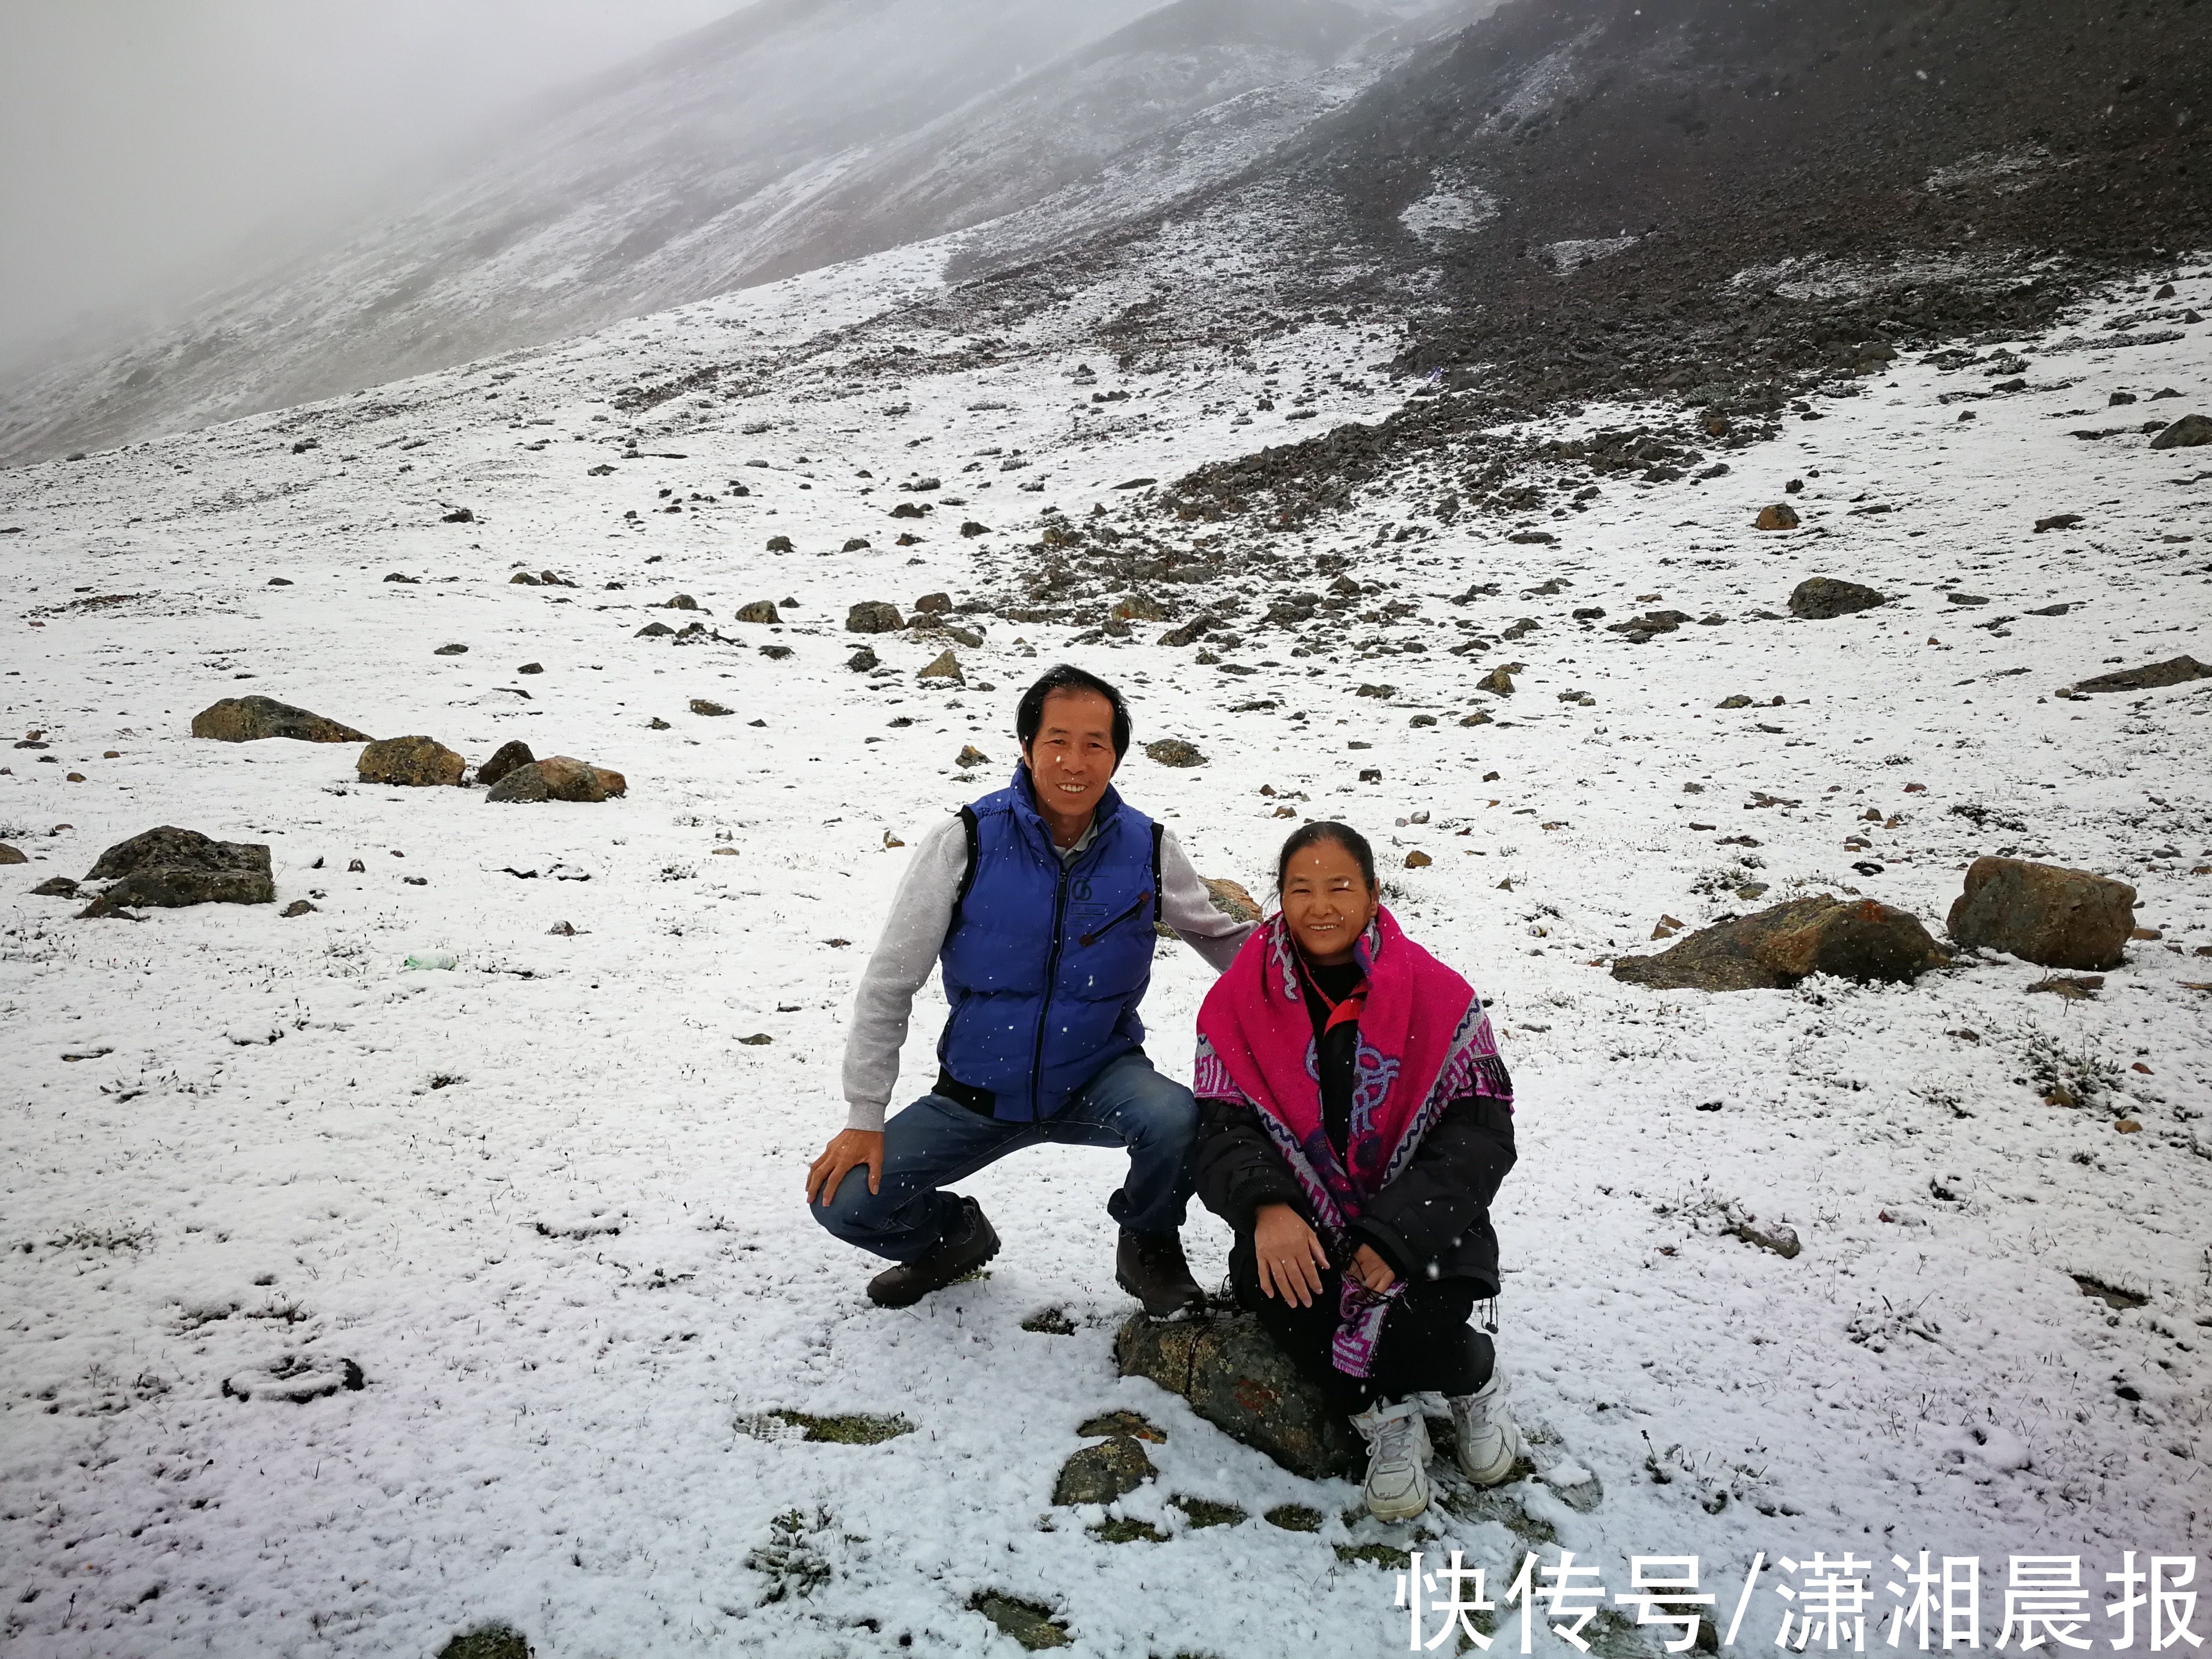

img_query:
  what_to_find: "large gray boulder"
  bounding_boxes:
[2148,414,2211,450]
[846,600,904,634]
[357,735,464,787]
[1115,1312,1360,1480]
[78,826,274,918]
[2066,656,2211,695]
[191,695,366,743]
[485,756,626,803]
[1611,896,1948,992]
[1788,578,1889,620]
[1947,857,2136,971]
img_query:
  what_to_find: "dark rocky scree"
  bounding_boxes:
[976,0,2210,535]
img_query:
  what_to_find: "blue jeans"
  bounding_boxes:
[812,1051,1197,1261]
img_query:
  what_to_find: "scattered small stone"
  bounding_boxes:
[2034,513,2083,533]
[1755,503,1801,531]
[1021,1308,1076,1334]
[384,571,419,585]
[0,842,26,865]
[636,622,675,637]
[733,600,780,624]
[1728,1216,1802,1260]
[440,507,475,523]
[2028,974,2103,1000]
[846,647,879,672]
[691,699,734,717]
[1405,850,1433,869]
[1946,593,1990,607]
[1145,738,1206,768]
[477,740,536,788]
[766,535,795,552]
[961,520,989,537]
[220,1352,365,1402]
[1477,666,1515,695]
[31,876,78,896]
[282,899,317,918]
[846,600,904,634]
[1264,1503,1323,1532]
[433,643,468,656]
[955,744,989,769]
[357,735,465,788]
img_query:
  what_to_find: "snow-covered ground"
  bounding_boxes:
[3,241,2209,1657]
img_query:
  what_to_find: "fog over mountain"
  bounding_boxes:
[0,0,1482,468]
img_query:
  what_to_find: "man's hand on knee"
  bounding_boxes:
[806,1129,885,1206]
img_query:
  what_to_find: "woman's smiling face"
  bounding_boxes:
[1280,837,1376,967]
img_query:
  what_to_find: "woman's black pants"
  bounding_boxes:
[1228,1232,1494,1417]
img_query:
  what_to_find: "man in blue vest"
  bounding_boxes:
[806,664,1254,1313]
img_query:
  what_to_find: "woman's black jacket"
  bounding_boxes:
[1191,962,1516,1294]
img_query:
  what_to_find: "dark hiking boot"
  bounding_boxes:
[1115,1228,1205,1318]
[866,1196,1000,1309]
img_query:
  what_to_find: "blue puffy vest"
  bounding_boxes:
[936,770,1163,1122]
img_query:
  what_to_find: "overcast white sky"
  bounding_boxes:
[0,0,746,365]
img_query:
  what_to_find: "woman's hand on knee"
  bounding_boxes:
[1253,1202,1328,1308]
[806,1129,884,1207]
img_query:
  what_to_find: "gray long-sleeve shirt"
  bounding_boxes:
[839,813,1255,1131]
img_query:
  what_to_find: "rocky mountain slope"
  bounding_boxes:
[0,0,1478,470]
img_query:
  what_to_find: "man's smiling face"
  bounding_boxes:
[1022,687,1119,830]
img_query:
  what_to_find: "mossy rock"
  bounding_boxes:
[1053,1434,1155,1505]
[767,1409,913,1445]
[1335,1542,1414,1570]
[1115,1311,1361,1479]
[971,1592,1070,1650]
[1170,1495,1245,1529]
[1091,1516,1170,1544]
[436,1624,531,1659]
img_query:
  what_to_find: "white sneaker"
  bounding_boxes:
[1350,1398,1433,1521]
[1446,1373,1521,1486]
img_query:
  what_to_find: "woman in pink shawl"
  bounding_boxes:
[1192,821,1519,1521]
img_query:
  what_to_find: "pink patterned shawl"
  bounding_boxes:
[1193,906,1510,1376]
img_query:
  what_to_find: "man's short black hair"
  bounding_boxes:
[1016,664,1131,760]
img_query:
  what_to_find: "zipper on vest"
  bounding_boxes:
[1078,889,1153,948]
[1030,858,1073,1119]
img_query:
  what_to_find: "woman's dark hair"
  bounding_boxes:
[1275,820,1377,894]
[1016,664,1131,760]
